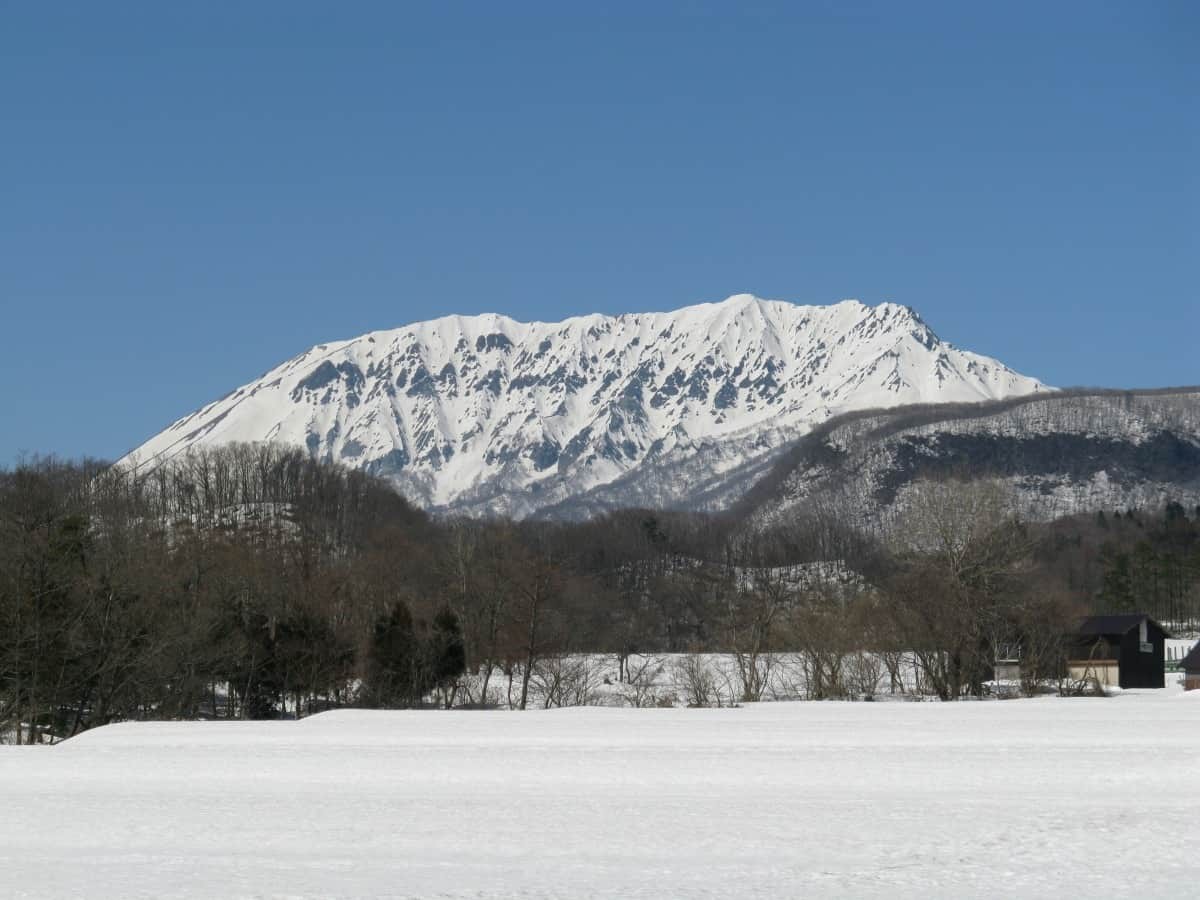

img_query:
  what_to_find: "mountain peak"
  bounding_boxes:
[122,295,1048,518]
[717,292,762,307]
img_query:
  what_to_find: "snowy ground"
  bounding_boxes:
[2,686,1198,899]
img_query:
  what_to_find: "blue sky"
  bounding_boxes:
[2,1,1196,463]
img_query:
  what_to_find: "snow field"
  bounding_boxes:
[2,689,1198,898]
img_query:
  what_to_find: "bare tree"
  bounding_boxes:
[880,478,1036,699]
[671,652,719,707]
[615,654,667,708]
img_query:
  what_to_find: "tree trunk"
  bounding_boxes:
[519,657,533,711]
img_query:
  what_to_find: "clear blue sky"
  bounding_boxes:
[2,1,1196,464]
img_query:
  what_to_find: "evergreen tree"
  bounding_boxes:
[365,601,420,707]
[1097,550,1134,612]
[426,608,466,693]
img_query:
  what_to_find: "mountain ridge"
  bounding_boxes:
[741,386,1200,532]
[122,294,1049,517]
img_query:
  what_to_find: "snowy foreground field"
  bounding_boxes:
[3,690,1199,899]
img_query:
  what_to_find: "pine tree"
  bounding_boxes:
[426,609,466,704]
[366,601,420,707]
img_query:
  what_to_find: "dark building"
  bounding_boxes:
[1182,643,1200,692]
[1067,614,1171,689]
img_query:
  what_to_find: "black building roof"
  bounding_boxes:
[1181,643,1200,672]
[1076,614,1172,639]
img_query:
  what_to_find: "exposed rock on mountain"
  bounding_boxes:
[122,295,1047,518]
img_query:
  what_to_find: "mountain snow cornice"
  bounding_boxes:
[122,295,1049,517]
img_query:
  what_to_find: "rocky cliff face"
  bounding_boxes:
[122,294,1047,518]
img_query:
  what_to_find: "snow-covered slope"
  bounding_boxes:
[743,388,1200,530]
[6,696,1200,898]
[122,295,1048,517]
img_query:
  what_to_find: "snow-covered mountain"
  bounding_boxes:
[121,295,1049,517]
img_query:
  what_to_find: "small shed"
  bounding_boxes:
[1182,643,1200,692]
[992,642,1022,684]
[1067,614,1171,689]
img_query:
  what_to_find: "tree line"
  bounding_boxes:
[2,445,1198,742]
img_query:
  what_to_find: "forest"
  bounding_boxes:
[2,444,1198,743]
